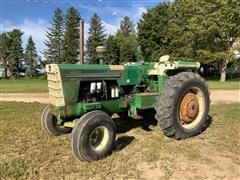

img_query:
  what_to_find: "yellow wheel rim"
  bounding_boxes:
[179,87,205,129]
[89,126,110,152]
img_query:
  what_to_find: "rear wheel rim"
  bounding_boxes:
[179,87,205,129]
[89,126,110,152]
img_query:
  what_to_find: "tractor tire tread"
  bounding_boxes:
[154,72,210,140]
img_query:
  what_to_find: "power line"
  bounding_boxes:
[3,0,162,8]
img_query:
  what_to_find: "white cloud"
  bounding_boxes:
[110,6,147,22]
[1,19,49,57]
[102,7,147,33]
[136,7,147,20]
[103,21,119,35]
[112,11,117,15]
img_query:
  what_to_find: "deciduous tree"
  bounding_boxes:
[0,33,10,77]
[171,0,240,82]
[138,0,240,81]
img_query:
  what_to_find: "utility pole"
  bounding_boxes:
[79,19,84,64]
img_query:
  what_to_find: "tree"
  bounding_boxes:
[44,8,65,64]
[104,35,120,64]
[138,2,173,61]
[171,0,240,82]
[25,36,38,77]
[119,36,139,63]
[86,13,106,64]
[117,16,139,63]
[63,6,80,64]
[0,33,10,77]
[138,0,240,81]
[7,29,24,77]
[118,16,135,37]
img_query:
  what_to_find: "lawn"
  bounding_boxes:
[0,102,240,179]
[207,79,240,90]
[0,77,239,93]
[0,78,48,93]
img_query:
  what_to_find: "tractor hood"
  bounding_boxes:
[46,64,125,81]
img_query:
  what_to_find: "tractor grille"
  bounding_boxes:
[46,64,65,107]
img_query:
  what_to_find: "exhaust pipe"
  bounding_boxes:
[80,19,84,64]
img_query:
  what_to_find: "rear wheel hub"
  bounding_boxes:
[180,93,199,123]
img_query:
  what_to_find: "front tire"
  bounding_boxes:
[154,72,210,140]
[41,105,71,136]
[71,110,116,162]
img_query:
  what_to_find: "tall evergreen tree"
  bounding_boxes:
[138,2,173,61]
[7,29,24,77]
[119,36,138,63]
[63,6,80,64]
[117,16,139,63]
[25,36,38,77]
[44,8,64,64]
[118,16,135,37]
[86,13,106,64]
[104,35,120,64]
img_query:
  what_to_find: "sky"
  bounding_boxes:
[1,0,166,58]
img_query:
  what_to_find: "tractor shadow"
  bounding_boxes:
[115,109,158,134]
[113,109,157,152]
[202,115,213,132]
[113,110,212,152]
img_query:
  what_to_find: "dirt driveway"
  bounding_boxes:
[0,92,49,104]
[0,90,239,104]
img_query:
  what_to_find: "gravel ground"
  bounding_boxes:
[0,90,239,104]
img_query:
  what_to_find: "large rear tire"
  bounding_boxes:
[41,105,71,136]
[154,72,210,140]
[71,110,116,162]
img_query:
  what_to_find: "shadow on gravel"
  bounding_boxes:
[202,115,213,132]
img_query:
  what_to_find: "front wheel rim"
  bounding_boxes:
[89,126,110,152]
[178,87,205,129]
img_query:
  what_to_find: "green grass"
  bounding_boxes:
[0,78,48,93]
[1,102,240,179]
[207,79,240,90]
[0,77,239,93]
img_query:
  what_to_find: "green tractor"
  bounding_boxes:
[41,47,210,162]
